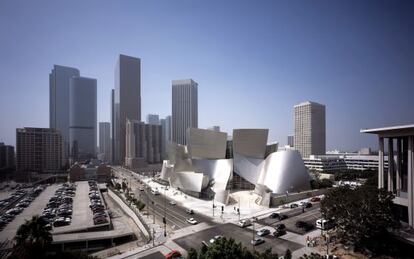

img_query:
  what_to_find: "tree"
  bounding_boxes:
[10,216,52,259]
[189,237,285,259]
[284,249,292,259]
[320,185,399,254]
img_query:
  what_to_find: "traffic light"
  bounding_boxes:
[163,217,166,224]
[221,206,224,212]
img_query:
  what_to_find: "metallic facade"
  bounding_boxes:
[162,128,311,204]
[187,128,227,159]
[114,54,141,165]
[69,76,97,161]
[172,79,198,145]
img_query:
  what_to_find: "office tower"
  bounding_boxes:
[0,143,15,170]
[160,115,172,160]
[49,65,80,163]
[146,114,160,125]
[125,119,162,167]
[111,89,115,164]
[114,54,141,165]
[99,122,111,162]
[172,79,198,145]
[16,128,63,173]
[288,135,294,147]
[294,101,326,158]
[207,126,220,132]
[69,76,97,162]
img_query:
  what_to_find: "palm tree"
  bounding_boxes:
[11,215,52,259]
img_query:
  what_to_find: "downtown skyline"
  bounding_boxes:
[1,0,413,151]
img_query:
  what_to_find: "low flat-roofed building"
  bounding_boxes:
[361,124,414,229]
[303,154,388,172]
[69,163,111,183]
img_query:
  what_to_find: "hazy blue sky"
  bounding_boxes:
[0,0,413,150]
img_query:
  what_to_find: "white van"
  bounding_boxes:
[238,219,251,228]
[316,218,334,230]
[151,189,160,195]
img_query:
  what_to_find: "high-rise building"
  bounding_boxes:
[99,122,111,163]
[125,119,162,167]
[49,65,80,164]
[16,128,63,173]
[114,54,141,165]
[287,135,294,147]
[0,143,15,170]
[294,101,326,158]
[172,79,198,145]
[146,114,160,125]
[160,115,172,160]
[207,126,220,132]
[69,76,97,162]
[111,89,115,164]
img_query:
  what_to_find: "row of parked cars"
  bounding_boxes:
[0,185,45,231]
[40,183,76,228]
[88,181,108,225]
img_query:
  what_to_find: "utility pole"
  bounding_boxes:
[252,217,255,251]
[152,228,155,246]
[164,187,167,237]
[152,201,155,224]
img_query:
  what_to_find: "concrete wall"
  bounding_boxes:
[270,188,330,207]
[108,189,150,239]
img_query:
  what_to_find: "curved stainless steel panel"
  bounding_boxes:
[187,128,227,159]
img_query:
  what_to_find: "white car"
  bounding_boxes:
[169,201,176,205]
[186,218,198,225]
[238,219,251,228]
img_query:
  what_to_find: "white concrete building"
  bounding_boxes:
[361,124,414,229]
[303,154,388,172]
[294,101,326,158]
[172,79,198,145]
[114,54,141,165]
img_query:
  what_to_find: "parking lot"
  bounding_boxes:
[174,223,302,255]
[52,181,109,234]
[0,184,57,242]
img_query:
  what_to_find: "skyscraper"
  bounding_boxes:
[111,89,115,164]
[99,122,111,163]
[16,128,63,173]
[49,65,80,164]
[146,114,160,125]
[0,143,15,170]
[114,54,141,165]
[287,135,294,147]
[160,115,172,159]
[172,79,198,145]
[69,76,97,162]
[294,101,326,158]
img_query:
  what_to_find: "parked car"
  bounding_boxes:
[251,238,265,246]
[186,218,198,225]
[169,201,176,205]
[256,228,270,237]
[279,214,288,220]
[186,209,194,214]
[290,203,299,208]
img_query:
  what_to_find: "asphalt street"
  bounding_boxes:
[174,223,303,255]
[113,167,216,230]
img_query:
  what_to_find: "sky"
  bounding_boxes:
[0,0,413,151]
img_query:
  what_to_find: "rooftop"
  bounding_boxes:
[360,124,414,137]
